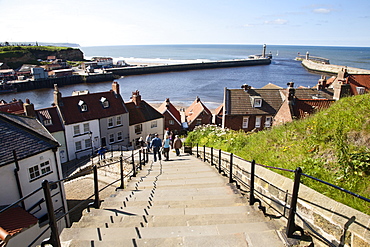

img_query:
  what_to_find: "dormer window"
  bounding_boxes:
[251,96,262,108]
[356,87,365,95]
[78,100,88,112]
[100,97,109,108]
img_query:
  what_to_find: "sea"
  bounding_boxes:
[2,45,370,110]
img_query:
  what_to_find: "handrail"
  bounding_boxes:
[0,148,146,247]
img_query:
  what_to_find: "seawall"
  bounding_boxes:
[302,59,370,75]
[105,58,271,76]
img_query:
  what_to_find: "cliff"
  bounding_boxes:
[0,46,84,68]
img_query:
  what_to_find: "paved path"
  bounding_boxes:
[60,153,286,246]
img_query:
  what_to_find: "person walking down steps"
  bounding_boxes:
[162,135,171,161]
[150,134,162,162]
[173,135,183,156]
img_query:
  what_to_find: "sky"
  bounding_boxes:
[1,0,369,47]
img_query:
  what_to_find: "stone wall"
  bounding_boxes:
[196,146,370,247]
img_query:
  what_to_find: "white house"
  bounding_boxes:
[0,112,68,246]
[125,90,164,144]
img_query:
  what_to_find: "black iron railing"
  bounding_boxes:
[0,148,148,247]
[194,144,369,247]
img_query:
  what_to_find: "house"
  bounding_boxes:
[0,112,68,246]
[334,73,370,97]
[222,85,282,132]
[157,98,182,133]
[273,82,335,125]
[125,90,164,144]
[213,104,223,127]
[184,96,212,130]
[53,81,130,161]
[0,69,15,80]
[0,99,25,115]
[35,106,68,163]
[48,68,73,78]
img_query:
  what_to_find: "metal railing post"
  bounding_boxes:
[249,160,256,205]
[132,150,136,177]
[146,148,149,163]
[118,156,124,189]
[41,180,61,247]
[139,150,142,170]
[218,149,222,173]
[203,145,206,162]
[229,153,233,183]
[196,143,199,158]
[210,147,213,166]
[286,167,304,237]
[93,165,100,208]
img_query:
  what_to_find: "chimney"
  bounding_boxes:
[241,84,251,92]
[333,68,350,100]
[196,96,200,103]
[112,81,120,95]
[287,82,295,103]
[317,75,327,90]
[53,84,63,106]
[166,98,170,108]
[23,99,35,117]
[132,90,141,106]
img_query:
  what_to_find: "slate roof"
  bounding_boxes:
[347,74,370,95]
[157,99,181,124]
[292,99,335,119]
[125,101,163,126]
[35,106,64,133]
[58,91,128,125]
[185,97,212,123]
[293,88,334,100]
[225,89,283,116]
[0,206,38,240]
[0,113,58,167]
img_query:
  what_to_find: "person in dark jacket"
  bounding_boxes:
[150,134,162,162]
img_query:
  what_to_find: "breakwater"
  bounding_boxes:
[302,59,370,75]
[9,58,271,92]
[105,58,271,76]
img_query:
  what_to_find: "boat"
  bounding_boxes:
[0,81,17,94]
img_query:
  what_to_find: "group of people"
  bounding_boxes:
[147,130,183,162]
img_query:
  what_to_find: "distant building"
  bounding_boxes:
[185,96,212,131]
[157,98,182,133]
[0,112,68,246]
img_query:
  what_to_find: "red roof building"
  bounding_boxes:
[157,98,182,133]
[185,96,212,131]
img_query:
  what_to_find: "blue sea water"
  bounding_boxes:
[2,45,370,109]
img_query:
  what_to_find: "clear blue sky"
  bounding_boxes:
[1,0,369,47]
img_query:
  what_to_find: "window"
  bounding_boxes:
[75,141,82,151]
[44,119,52,126]
[109,133,114,143]
[29,165,40,180]
[29,161,51,180]
[116,116,122,126]
[356,87,365,95]
[169,120,174,125]
[135,124,142,134]
[151,120,157,128]
[73,125,80,135]
[85,139,92,148]
[255,117,261,128]
[100,97,109,108]
[83,123,90,133]
[196,119,202,125]
[108,118,113,128]
[254,98,262,108]
[265,117,272,127]
[78,100,88,112]
[117,132,122,141]
[242,117,249,129]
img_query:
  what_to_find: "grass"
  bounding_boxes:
[186,94,370,214]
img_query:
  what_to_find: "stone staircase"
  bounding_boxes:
[60,154,286,246]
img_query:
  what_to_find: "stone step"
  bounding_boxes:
[61,222,283,246]
[74,211,267,228]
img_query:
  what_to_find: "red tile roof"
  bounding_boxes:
[293,99,335,119]
[347,74,370,95]
[0,207,38,240]
[185,97,212,123]
[58,91,128,125]
[157,99,181,123]
[0,100,24,115]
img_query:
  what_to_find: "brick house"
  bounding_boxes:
[157,98,182,133]
[185,96,212,131]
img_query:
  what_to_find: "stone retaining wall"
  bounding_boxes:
[302,60,370,75]
[197,147,370,247]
